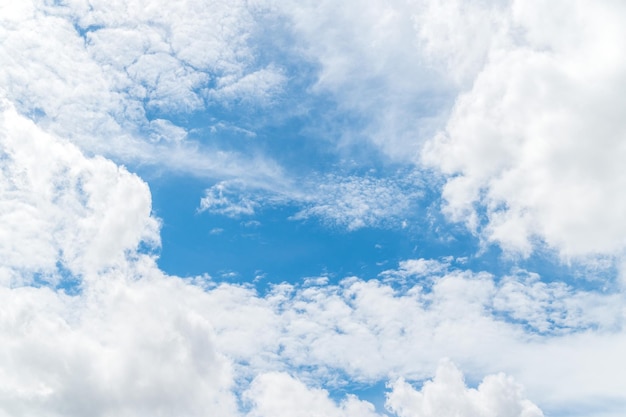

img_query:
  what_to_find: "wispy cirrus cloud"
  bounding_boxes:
[198,173,422,230]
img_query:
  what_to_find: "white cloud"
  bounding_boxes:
[0,271,239,417]
[0,100,159,281]
[382,258,450,281]
[492,269,624,334]
[3,2,626,417]
[199,181,262,218]
[0,0,286,182]
[199,173,421,230]
[291,174,421,230]
[276,0,457,162]
[196,261,624,385]
[208,66,286,105]
[245,372,382,417]
[421,0,626,262]
[386,359,543,417]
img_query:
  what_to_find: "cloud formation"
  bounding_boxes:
[0,0,285,182]
[421,0,626,261]
[245,372,382,417]
[0,117,619,413]
[387,360,543,417]
[200,173,421,230]
[3,1,626,417]
[0,100,159,282]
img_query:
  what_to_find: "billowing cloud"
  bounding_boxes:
[3,250,625,415]
[386,360,543,417]
[421,0,626,262]
[245,372,382,417]
[0,100,159,282]
[0,274,239,417]
[0,103,237,415]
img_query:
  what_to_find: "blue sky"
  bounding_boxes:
[1,1,626,416]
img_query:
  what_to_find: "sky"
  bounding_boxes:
[1,0,626,416]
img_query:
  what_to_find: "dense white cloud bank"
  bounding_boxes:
[3,262,624,416]
[0,100,159,282]
[421,0,626,261]
[3,251,623,416]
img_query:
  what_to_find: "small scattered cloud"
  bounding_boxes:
[291,174,421,230]
[198,173,422,232]
[242,220,262,228]
[199,182,261,218]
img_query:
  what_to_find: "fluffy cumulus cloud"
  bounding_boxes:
[245,372,382,417]
[0,99,237,416]
[5,250,625,415]
[421,0,626,261]
[0,274,240,417]
[386,360,543,417]
[0,100,159,283]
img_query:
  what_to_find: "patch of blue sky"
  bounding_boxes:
[28,260,81,295]
[328,378,389,414]
[148,167,615,298]
[154,173,446,282]
[150,173,417,285]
